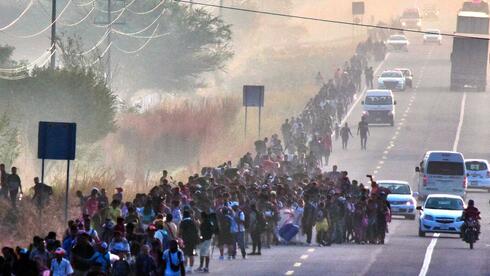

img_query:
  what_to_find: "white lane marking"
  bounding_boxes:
[376,166,381,169]
[285,270,295,275]
[452,92,467,151]
[300,254,308,260]
[307,248,315,253]
[340,53,390,125]
[418,233,440,276]
[373,170,378,174]
[293,262,302,267]
[418,93,467,276]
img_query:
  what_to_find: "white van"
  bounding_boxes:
[415,151,467,198]
[361,89,396,126]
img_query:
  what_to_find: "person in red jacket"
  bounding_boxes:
[461,199,481,239]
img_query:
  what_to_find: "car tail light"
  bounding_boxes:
[423,175,428,186]
[463,176,467,189]
[486,171,490,178]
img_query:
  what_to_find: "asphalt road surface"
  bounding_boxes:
[210,34,490,276]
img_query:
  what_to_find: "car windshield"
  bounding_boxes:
[466,161,488,171]
[427,161,465,175]
[365,96,393,105]
[381,72,402,78]
[378,183,411,195]
[390,36,406,41]
[425,198,464,210]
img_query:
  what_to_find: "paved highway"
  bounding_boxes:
[210,34,490,276]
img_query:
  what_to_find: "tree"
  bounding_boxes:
[0,66,117,148]
[113,0,233,92]
[0,113,20,168]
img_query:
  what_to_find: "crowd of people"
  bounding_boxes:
[0,33,394,276]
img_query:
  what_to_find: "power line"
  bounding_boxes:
[113,23,160,54]
[127,0,165,15]
[174,0,490,41]
[76,30,110,55]
[112,8,165,36]
[76,0,95,7]
[0,0,35,31]
[61,4,95,27]
[2,0,74,39]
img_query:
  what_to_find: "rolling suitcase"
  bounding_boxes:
[279,223,299,242]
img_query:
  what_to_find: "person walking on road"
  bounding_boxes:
[365,66,374,89]
[340,123,353,150]
[334,123,340,141]
[357,118,370,150]
[7,167,22,208]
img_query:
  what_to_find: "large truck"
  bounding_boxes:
[450,10,490,91]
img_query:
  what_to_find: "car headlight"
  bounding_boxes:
[402,22,406,26]
[417,21,421,26]
[405,200,414,206]
[423,215,434,221]
[456,216,463,222]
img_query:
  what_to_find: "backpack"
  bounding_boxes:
[112,259,130,276]
[156,229,170,251]
[167,251,183,272]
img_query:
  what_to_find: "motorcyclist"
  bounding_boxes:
[461,199,481,240]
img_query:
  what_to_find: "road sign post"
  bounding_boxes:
[38,121,76,222]
[243,85,265,139]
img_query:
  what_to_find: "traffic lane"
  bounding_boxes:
[210,245,316,276]
[374,34,456,184]
[424,190,490,276]
[328,43,434,181]
[360,35,474,275]
[424,80,490,275]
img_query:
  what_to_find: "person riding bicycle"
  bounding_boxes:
[461,199,481,240]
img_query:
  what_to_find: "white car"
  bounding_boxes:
[378,180,418,220]
[377,70,406,91]
[417,194,465,237]
[465,159,490,191]
[423,29,442,44]
[386,34,409,51]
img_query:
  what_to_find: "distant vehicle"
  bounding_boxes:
[377,70,406,91]
[465,159,490,191]
[386,35,409,51]
[361,89,396,126]
[400,8,422,30]
[450,11,489,91]
[423,29,442,45]
[415,151,467,198]
[394,68,413,88]
[417,194,465,237]
[377,180,418,220]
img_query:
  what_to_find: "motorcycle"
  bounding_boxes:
[463,218,479,249]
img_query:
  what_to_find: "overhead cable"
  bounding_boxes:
[114,23,160,54]
[94,0,136,13]
[0,0,35,31]
[174,0,490,40]
[112,8,165,36]
[5,0,73,39]
[76,0,95,7]
[93,0,137,27]
[76,30,111,55]
[127,0,165,15]
[0,45,55,72]
[61,4,95,27]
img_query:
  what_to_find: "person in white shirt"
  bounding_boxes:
[50,248,74,276]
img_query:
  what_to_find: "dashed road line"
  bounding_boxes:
[285,270,295,275]
[293,262,302,267]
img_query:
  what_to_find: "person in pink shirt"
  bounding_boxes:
[84,189,99,217]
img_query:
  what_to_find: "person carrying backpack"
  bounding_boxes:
[179,211,199,273]
[248,204,265,255]
[163,240,185,276]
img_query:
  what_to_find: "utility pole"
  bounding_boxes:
[50,0,57,69]
[107,0,112,87]
[219,0,223,17]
